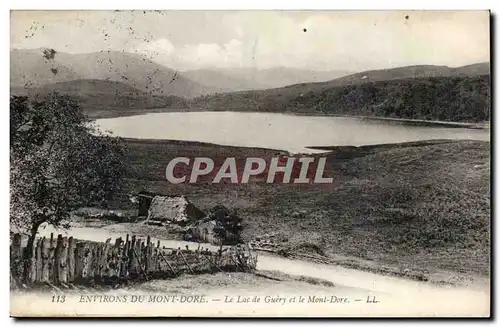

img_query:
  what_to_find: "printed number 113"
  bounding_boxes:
[52,295,66,303]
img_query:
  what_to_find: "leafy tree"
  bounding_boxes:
[208,205,243,247]
[10,94,127,255]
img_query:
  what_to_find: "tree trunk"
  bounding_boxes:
[22,220,43,283]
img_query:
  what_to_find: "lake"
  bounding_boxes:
[95,112,490,153]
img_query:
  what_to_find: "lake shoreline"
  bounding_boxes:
[90,108,489,130]
[95,111,490,153]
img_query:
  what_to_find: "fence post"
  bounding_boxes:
[179,251,194,274]
[57,237,69,284]
[86,243,95,279]
[53,235,63,284]
[113,238,122,278]
[156,241,161,273]
[10,234,22,283]
[128,235,137,276]
[145,236,151,274]
[74,242,84,280]
[35,238,43,283]
[48,235,57,283]
[67,237,76,283]
[40,237,50,283]
[120,235,129,278]
[27,238,37,284]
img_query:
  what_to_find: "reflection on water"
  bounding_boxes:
[96,112,490,153]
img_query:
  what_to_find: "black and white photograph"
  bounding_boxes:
[9,10,491,317]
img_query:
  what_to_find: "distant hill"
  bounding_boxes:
[190,63,490,114]
[10,48,355,96]
[453,62,490,76]
[324,63,490,87]
[223,67,353,88]
[181,69,265,92]
[10,79,191,119]
[182,67,352,92]
[191,73,490,123]
[10,49,81,87]
[10,49,218,98]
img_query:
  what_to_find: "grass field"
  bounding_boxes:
[108,138,490,277]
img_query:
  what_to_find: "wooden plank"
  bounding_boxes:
[67,237,76,282]
[47,236,56,283]
[204,254,223,272]
[113,238,122,277]
[132,248,148,280]
[95,242,102,277]
[149,241,155,272]
[98,242,106,277]
[120,236,129,278]
[136,240,144,275]
[10,234,22,281]
[115,239,122,277]
[129,235,137,275]
[91,242,99,278]
[95,242,102,278]
[155,241,161,273]
[86,242,94,278]
[179,251,194,274]
[158,250,177,276]
[27,240,37,284]
[35,238,43,282]
[40,237,50,283]
[53,235,63,284]
[145,236,151,273]
[74,242,84,279]
[57,237,69,284]
[81,243,90,279]
[103,239,111,277]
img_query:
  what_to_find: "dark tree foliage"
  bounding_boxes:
[208,205,243,242]
[10,94,127,252]
[292,75,490,122]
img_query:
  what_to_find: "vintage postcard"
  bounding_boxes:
[9,10,491,317]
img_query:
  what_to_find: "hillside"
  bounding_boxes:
[10,49,218,98]
[10,48,81,87]
[324,62,489,87]
[10,81,191,119]
[192,74,491,123]
[226,67,353,88]
[111,138,490,276]
[37,79,144,96]
[181,69,266,92]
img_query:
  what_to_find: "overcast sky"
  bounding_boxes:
[10,10,490,71]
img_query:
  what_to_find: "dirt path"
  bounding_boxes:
[11,224,490,317]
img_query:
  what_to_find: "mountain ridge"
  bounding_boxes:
[11,49,217,98]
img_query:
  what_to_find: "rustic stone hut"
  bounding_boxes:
[145,195,205,226]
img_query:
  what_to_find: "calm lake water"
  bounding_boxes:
[95,112,490,153]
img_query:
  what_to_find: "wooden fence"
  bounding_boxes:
[10,233,257,287]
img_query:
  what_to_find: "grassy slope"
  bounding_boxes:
[112,138,490,276]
